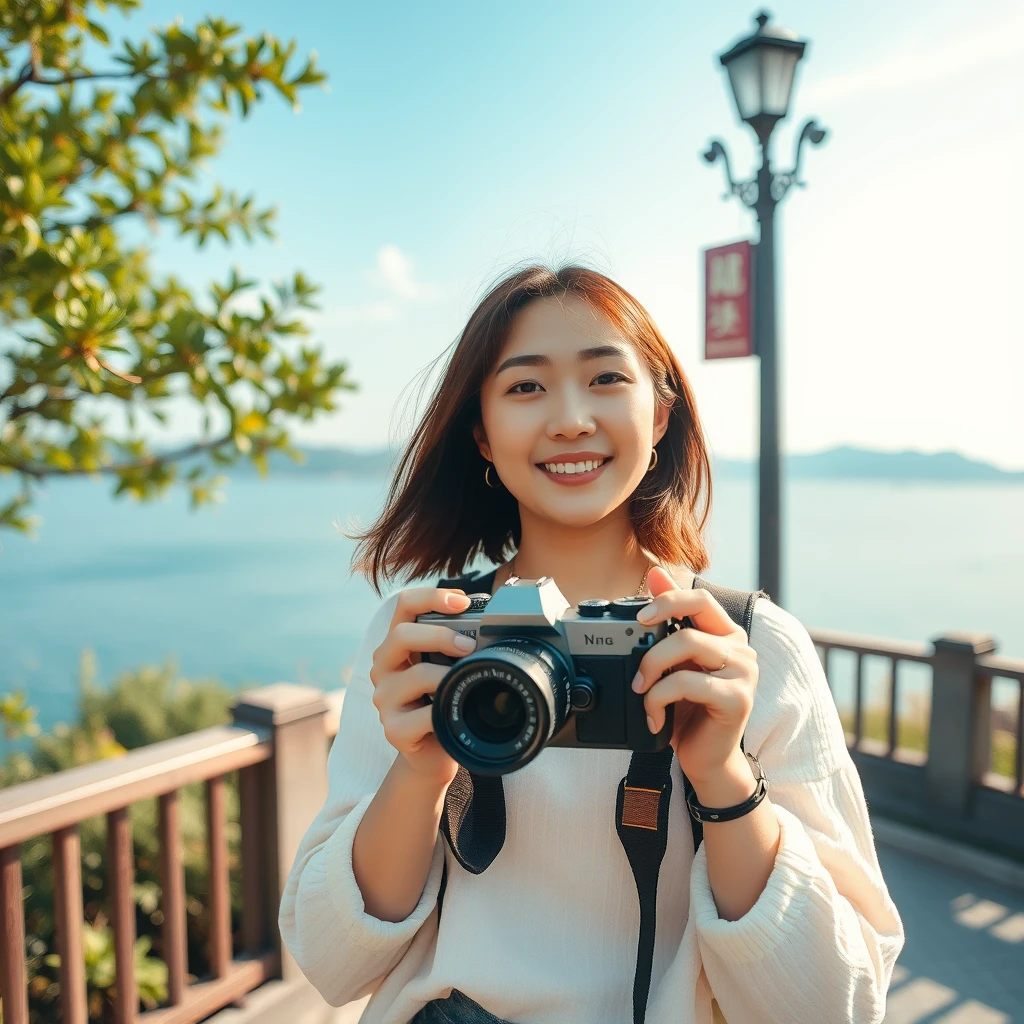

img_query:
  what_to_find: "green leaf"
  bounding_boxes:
[86,21,111,44]
[44,449,77,470]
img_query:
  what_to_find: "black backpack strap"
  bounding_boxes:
[616,574,767,1024]
[690,574,768,643]
[435,569,501,916]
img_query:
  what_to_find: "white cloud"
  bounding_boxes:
[365,244,441,301]
[310,245,439,329]
[227,246,439,332]
[805,9,1024,106]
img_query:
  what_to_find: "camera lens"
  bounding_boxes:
[431,637,572,775]
[463,680,526,744]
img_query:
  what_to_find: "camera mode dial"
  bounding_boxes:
[609,596,652,620]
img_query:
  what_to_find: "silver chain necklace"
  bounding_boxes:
[507,554,654,597]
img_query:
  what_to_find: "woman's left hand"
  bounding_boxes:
[631,566,759,786]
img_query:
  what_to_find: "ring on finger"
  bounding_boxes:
[712,652,729,674]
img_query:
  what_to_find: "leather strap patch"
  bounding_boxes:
[621,785,662,831]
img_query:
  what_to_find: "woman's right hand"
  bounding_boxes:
[369,587,477,788]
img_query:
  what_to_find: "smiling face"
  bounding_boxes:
[473,293,671,530]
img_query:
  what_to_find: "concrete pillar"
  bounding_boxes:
[926,633,997,819]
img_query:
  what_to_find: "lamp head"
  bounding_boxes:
[718,10,808,145]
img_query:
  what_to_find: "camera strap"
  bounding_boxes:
[616,575,767,1024]
[436,569,502,914]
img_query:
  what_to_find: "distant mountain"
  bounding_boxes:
[713,446,1024,482]
[221,444,1023,483]
[224,446,396,476]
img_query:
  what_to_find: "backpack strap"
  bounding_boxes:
[616,574,767,1024]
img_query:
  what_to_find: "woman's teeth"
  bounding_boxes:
[541,458,608,475]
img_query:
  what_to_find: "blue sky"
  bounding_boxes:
[103,0,1023,468]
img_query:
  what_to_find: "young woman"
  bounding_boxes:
[279,265,905,1024]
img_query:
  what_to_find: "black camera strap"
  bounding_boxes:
[434,568,768,1024]
[614,744,675,1024]
[616,576,766,1024]
[436,569,501,912]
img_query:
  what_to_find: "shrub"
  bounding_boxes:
[3,650,244,1023]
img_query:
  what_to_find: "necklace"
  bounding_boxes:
[507,555,654,597]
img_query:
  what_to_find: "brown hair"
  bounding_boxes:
[350,263,713,594]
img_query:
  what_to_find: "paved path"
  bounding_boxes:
[879,843,1024,1023]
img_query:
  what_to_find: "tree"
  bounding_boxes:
[0,0,355,535]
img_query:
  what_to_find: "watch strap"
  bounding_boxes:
[685,751,769,823]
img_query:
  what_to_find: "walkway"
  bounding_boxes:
[880,842,1024,1023]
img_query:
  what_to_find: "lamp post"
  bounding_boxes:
[703,10,828,607]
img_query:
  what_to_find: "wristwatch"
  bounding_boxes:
[685,751,769,823]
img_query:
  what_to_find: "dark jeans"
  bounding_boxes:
[410,988,517,1024]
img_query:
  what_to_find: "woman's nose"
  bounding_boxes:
[546,388,596,439]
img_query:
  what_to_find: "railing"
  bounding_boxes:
[809,628,1024,860]
[0,628,1021,1021]
[0,685,344,1024]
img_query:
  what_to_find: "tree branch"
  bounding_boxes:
[32,69,138,85]
[43,202,145,237]
[2,389,83,424]
[0,61,35,105]
[1,62,204,108]
[41,159,178,239]
[6,432,235,480]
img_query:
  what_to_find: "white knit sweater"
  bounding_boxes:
[279,581,905,1024]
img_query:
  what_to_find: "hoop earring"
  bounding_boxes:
[647,447,659,473]
[484,464,502,489]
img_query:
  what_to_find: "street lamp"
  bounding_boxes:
[702,9,828,608]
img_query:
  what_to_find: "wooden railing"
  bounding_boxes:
[809,628,1024,859]
[0,684,344,1024]
[0,628,1021,1021]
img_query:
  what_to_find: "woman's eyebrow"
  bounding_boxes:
[494,344,628,376]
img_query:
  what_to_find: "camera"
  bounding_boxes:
[417,576,689,775]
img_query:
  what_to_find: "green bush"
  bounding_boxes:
[43,920,169,1018]
[2,650,243,1023]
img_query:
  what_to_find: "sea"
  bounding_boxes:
[1,474,1022,741]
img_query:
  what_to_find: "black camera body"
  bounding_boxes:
[418,575,687,776]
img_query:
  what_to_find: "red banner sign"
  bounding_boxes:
[704,240,753,360]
